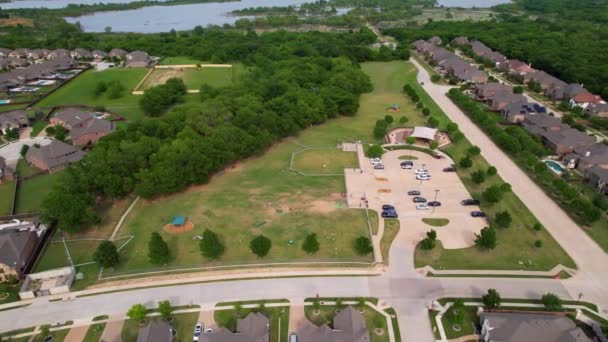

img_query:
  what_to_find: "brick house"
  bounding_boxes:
[26,140,87,172]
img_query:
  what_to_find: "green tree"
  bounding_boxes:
[93,80,107,97]
[417,102,424,109]
[535,239,543,248]
[148,232,170,265]
[4,128,19,141]
[427,116,439,128]
[106,80,125,99]
[487,166,497,176]
[45,125,56,136]
[354,236,373,255]
[250,235,272,257]
[199,229,225,260]
[54,125,68,142]
[494,211,512,228]
[471,170,486,184]
[158,300,173,321]
[127,304,148,322]
[420,229,437,250]
[384,115,394,124]
[367,144,384,158]
[541,293,562,310]
[500,183,512,193]
[533,223,543,231]
[302,233,320,254]
[39,326,50,338]
[482,289,501,309]
[513,86,524,94]
[93,241,119,268]
[467,146,481,156]
[482,185,504,205]
[446,122,458,133]
[459,156,473,169]
[430,74,441,82]
[475,227,497,249]
[19,144,29,158]
[422,108,431,116]
[373,119,388,139]
[399,116,408,124]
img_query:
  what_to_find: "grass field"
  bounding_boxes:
[441,306,478,340]
[16,159,41,177]
[34,239,103,271]
[159,56,209,65]
[0,181,15,215]
[381,219,400,264]
[291,148,358,174]
[15,171,64,214]
[34,68,150,122]
[139,66,238,90]
[304,304,389,342]
[214,305,288,342]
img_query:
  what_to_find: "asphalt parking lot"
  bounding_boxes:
[345,144,485,249]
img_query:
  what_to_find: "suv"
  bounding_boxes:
[443,166,456,172]
[461,199,481,206]
[382,204,395,210]
[374,164,384,170]
[381,210,398,218]
[428,201,441,207]
[413,197,427,203]
[471,211,486,217]
[407,190,421,196]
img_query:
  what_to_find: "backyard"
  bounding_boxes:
[0,181,15,215]
[15,171,64,214]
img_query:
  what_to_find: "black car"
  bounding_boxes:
[428,201,441,207]
[471,211,486,217]
[382,204,395,210]
[461,199,481,206]
[374,164,384,170]
[413,197,427,203]
[407,190,421,196]
[382,210,398,218]
[443,166,456,172]
[400,160,414,166]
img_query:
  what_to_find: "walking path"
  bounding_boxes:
[110,196,139,241]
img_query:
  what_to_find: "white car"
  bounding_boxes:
[370,158,381,164]
[414,169,429,175]
[416,204,430,210]
[416,174,431,180]
[401,164,413,169]
[193,323,203,341]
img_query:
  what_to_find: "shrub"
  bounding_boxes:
[420,229,437,250]
[148,232,170,265]
[467,146,481,156]
[158,300,173,320]
[302,233,320,254]
[534,239,543,248]
[482,185,504,205]
[533,223,543,231]
[250,235,272,257]
[127,304,148,322]
[199,229,225,260]
[446,122,458,133]
[513,86,524,94]
[541,293,562,310]
[354,236,373,255]
[417,102,424,109]
[475,227,497,249]
[500,183,512,193]
[495,211,512,228]
[44,125,56,136]
[487,166,497,176]
[430,74,441,82]
[427,116,439,128]
[384,115,394,124]
[373,119,388,139]
[399,116,408,124]
[93,241,119,268]
[482,289,501,309]
[471,170,486,184]
[19,144,29,158]
[429,140,439,150]
[422,108,431,116]
[459,156,473,169]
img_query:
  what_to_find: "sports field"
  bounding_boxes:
[138,65,240,91]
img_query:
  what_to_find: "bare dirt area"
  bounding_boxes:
[163,220,195,234]
[0,18,34,27]
[140,68,185,89]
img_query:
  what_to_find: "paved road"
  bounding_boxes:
[1,61,607,342]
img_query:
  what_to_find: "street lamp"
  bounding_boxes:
[432,189,440,214]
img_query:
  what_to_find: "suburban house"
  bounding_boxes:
[499,59,534,77]
[200,312,269,342]
[522,114,595,155]
[521,70,565,92]
[501,102,547,123]
[486,93,527,111]
[0,221,46,280]
[71,48,92,60]
[91,49,108,60]
[569,92,604,109]
[563,143,608,173]
[8,48,30,59]
[480,312,593,342]
[414,40,487,84]
[25,140,87,172]
[428,36,442,45]
[126,51,152,68]
[0,110,30,134]
[28,49,50,60]
[297,306,370,342]
[0,58,75,91]
[48,49,70,60]
[50,108,114,145]
[108,48,127,59]
[469,40,507,66]
[584,166,608,194]
[5,57,28,68]
[472,83,513,100]
[0,48,11,57]
[0,157,15,183]
[137,320,175,342]
[451,36,469,46]
[586,103,608,118]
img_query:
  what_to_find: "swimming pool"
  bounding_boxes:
[546,160,565,174]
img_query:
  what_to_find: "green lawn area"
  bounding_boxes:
[32,328,69,342]
[29,120,48,137]
[214,304,288,342]
[441,306,478,340]
[304,304,389,342]
[381,219,400,265]
[121,319,140,342]
[16,159,41,177]
[159,56,209,65]
[291,148,358,174]
[83,323,106,342]
[15,171,64,214]
[139,65,242,91]
[173,312,199,341]
[421,218,449,227]
[34,68,150,122]
[0,181,15,215]
[34,239,102,271]
[0,282,20,304]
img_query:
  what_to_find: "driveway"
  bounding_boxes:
[100,318,124,342]
[0,137,52,165]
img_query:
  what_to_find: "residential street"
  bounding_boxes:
[0,61,606,342]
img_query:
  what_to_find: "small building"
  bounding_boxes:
[71,48,92,60]
[0,110,30,134]
[569,93,604,109]
[171,215,186,226]
[137,320,175,342]
[126,51,152,68]
[48,49,71,60]
[19,267,75,299]
[480,312,593,342]
[91,49,108,60]
[25,140,87,172]
[200,312,269,342]
[298,306,370,342]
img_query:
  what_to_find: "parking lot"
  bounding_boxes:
[345,144,485,250]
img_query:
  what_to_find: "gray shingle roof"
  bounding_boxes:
[137,320,174,342]
[0,230,39,275]
[297,306,370,342]
[26,140,87,170]
[200,312,269,342]
[481,312,593,342]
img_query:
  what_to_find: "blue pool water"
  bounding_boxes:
[546,160,565,173]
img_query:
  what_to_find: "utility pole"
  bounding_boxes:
[432,189,439,214]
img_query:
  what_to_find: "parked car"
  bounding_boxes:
[443,166,456,172]
[416,174,431,180]
[290,334,298,342]
[415,169,429,175]
[416,204,430,210]
[370,158,381,164]
[407,190,421,196]
[374,164,384,170]
[401,160,413,166]
[413,197,427,203]
[428,201,441,207]
[401,163,413,169]
[382,210,398,218]
[193,323,203,341]
[461,199,481,206]
[382,204,395,210]
[471,211,486,217]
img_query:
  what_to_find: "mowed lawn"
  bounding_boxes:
[159,56,209,65]
[15,171,64,214]
[291,148,358,174]
[140,65,240,90]
[34,68,149,122]
[0,181,16,215]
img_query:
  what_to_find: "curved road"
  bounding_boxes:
[0,62,606,341]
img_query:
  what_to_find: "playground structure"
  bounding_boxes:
[163,215,194,234]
